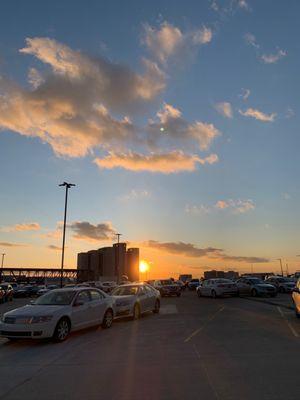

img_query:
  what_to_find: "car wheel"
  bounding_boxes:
[102,309,113,329]
[251,288,257,297]
[197,290,202,298]
[176,292,181,297]
[132,303,140,320]
[153,299,160,314]
[53,318,70,342]
[211,290,217,299]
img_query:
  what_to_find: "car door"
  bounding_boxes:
[88,289,107,324]
[137,286,149,312]
[201,280,210,296]
[237,279,248,294]
[71,290,93,330]
[144,285,156,310]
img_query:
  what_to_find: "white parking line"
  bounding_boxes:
[160,304,178,315]
[184,306,225,343]
[277,306,299,338]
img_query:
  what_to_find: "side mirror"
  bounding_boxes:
[73,300,84,307]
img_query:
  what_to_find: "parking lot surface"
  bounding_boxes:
[0,292,299,400]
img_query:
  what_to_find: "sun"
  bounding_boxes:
[139,260,149,273]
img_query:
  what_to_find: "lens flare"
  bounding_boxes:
[139,260,149,273]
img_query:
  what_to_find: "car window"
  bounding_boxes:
[138,286,146,295]
[89,290,104,301]
[76,290,91,304]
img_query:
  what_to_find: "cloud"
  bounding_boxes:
[215,199,255,214]
[0,241,28,247]
[94,151,218,174]
[244,33,259,49]
[239,108,276,122]
[142,22,212,64]
[0,37,221,173]
[69,221,116,242]
[0,37,165,158]
[48,244,62,251]
[239,88,250,101]
[120,189,150,201]
[237,0,250,11]
[10,222,41,232]
[261,49,287,64]
[282,193,291,200]
[215,102,233,118]
[145,240,268,263]
[185,204,211,215]
[186,199,255,215]
[148,103,221,151]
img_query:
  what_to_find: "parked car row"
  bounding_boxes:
[0,282,161,342]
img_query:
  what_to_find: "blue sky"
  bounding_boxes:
[0,0,299,276]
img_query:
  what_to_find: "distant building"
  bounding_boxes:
[77,243,139,282]
[204,270,239,280]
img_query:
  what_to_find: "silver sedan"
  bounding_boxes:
[111,283,160,320]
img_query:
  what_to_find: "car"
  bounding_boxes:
[0,287,6,303]
[0,283,14,302]
[236,277,277,297]
[14,285,37,298]
[0,287,114,342]
[265,276,295,293]
[111,283,160,319]
[292,279,300,318]
[101,281,117,293]
[153,280,181,297]
[188,278,201,290]
[175,280,186,291]
[197,279,238,298]
[37,285,59,296]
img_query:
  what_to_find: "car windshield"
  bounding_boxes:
[35,290,76,305]
[161,280,173,285]
[112,286,139,296]
[248,278,263,284]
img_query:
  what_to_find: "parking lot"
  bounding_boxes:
[0,291,299,400]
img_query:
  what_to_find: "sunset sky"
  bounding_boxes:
[0,0,299,277]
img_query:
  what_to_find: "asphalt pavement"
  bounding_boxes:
[0,292,299,400]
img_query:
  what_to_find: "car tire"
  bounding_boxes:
[101,309,113,329]
[211,290,217,299]
[53,318,70,342]
[132,303,140,320]
[197,290,202,298]
[251,289,257,297]
[153,299,160,314]
[176,293,181,297]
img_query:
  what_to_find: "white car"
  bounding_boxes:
[197,279,238,298]
[111,283,160,319]
[0,287,114,342]
[265,276,295,293]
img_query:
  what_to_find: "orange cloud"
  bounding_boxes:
[94,151,218,173]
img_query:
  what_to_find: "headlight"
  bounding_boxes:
[30,316,53,324]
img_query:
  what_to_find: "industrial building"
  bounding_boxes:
[204,270,239,280]
[77,243,139,283]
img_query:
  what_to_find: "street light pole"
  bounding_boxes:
[0,253,5,282]
[59,182,75,287]
[115,233,122,282]
[278,258,284,276]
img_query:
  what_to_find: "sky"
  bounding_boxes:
[0,0,299,278]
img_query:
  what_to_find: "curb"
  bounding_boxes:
[242,296,294,311]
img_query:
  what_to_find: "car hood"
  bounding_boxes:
[4,304,68,317]
[256,284,275,289]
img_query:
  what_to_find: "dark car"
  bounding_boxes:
[14,285,36,298]
[0,284,14,302]
[187,278,201,290]
[154,280,181,297]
